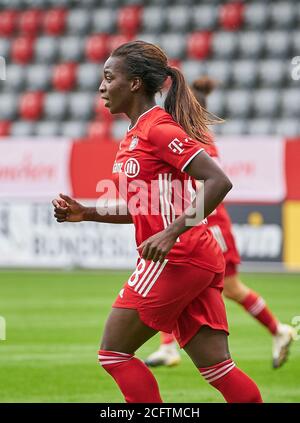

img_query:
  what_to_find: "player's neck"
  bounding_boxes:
[127,98,156,130]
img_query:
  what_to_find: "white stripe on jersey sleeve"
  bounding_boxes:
[181,148,204,172]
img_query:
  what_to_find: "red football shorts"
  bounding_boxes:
[113,258,229,348]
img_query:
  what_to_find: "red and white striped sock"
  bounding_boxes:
[199,359,263,403]
[161,331,176,345]
[98,350,162,403]
[240,291,278,335]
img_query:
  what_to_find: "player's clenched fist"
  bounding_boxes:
[52,193,86,223]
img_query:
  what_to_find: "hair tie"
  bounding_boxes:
[166,66,173,76]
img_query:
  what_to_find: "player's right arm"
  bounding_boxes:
[52,194,133,224]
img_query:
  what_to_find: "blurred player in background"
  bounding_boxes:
[53,41,262,403]
[145,76,295,370]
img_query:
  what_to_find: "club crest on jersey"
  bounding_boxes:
[168,138,184,154]
[129,135,139,151]
[124,158,140,178]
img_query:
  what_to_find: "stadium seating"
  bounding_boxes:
[244,3,269,29]
[19,92,44,121]
[52,63,77,91]
[35,121,60,137]
[66,9,91,35]
[5,64,27,92]
[35,36,59,63]
[11,36,34,64]
[0,120,11,136]
[0,0,299,139]
[44,92,68,120]
[0,93,18,120]
[59,36,85,62]
[219,2,244,31]
[18,9,44,35]
[187,32,211,59]
[0,10,19,36]
[43,8,67,35]
[192,5,218,30]
[206,61,231,86]
[231,60,257,88]
[274,119,300,136]
[117,6,141,35]
[26,64,52,91]
[252,89,280,118]
[11,120,35,136]
[142,7,166,33]
[181,60,206,84]
[85,34,109,62]
[247,119,273,135]
[226,90,252,118]
[77,63,102,91]
[92,9,117,34]
[207,90,225,117]
[212,31,238,58]
[61,120,87,138]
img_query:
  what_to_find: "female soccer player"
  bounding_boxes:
[145,76,295,370]
[52,41,262,403]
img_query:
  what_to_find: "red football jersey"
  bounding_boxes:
[111,105,224,273]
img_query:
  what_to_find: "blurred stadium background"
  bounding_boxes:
[0,0,299,403]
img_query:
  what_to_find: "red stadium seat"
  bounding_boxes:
[168,59,182,70]
[117,6,141,36]
[108,34,132,53]
[87,121,111,139]
[43,8,67,35]
[85,34,109,62]
[187,32,212,59]
[19,92,44,121]
[11,36,34,64]
[0,121,11,137]
[219,2,244,31]
[19,9,43,35]
[0,10,19,36]
[52,62,77,91]
[94,95,113,123]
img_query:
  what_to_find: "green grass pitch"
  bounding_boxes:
[0,270,299,403]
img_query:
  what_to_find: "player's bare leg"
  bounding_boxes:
[100,307,157,353]
[223,274,296,369]
[184,325,262,403]
[98,307,162,402]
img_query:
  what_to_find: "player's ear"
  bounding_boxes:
[131,77,142,93]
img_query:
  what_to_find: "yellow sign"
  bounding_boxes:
[283,201,300,269]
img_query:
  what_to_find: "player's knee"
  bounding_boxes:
[223,277,243,301]
[223,284,238,300]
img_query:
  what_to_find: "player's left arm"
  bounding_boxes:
[139,151,232,262]
[139,123,232,262]
[186,150,232,217]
